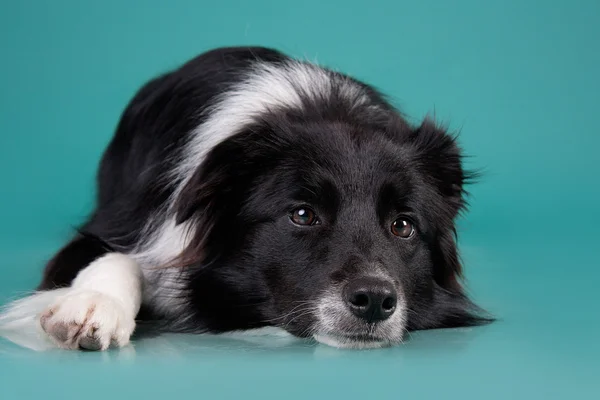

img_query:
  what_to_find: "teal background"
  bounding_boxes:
[1,0,599,398]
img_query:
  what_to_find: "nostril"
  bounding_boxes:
[350,293,370,308]
[343,277,398,322]
[381,296,396,311]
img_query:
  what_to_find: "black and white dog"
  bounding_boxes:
[0,46,490,351]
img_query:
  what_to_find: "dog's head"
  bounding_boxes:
[173,110,488,348]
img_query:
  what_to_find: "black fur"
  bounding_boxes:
[40,46,491,343]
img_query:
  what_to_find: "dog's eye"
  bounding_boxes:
[291,207,320,226]
[391,218,415,238]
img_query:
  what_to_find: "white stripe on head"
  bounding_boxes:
[173,61,334,190]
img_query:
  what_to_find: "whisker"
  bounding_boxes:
[259,302,316,324]
[280,308,318,331]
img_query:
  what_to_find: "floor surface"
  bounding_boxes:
[1,232,597,399]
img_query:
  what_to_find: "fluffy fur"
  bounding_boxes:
[0,46,491,351]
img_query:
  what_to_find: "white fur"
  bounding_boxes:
[312,333,388,349]
[177,60,333,185]
[0,253,142,351]
[0,288,69,351]
[129,218,190,317]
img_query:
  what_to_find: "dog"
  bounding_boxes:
[0,46,491,351]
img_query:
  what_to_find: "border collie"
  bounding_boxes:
[0,46,490,351]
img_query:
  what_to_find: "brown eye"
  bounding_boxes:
[391,218,415,238]
[291,207,319,226]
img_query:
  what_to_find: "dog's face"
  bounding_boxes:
[176,113,484,348]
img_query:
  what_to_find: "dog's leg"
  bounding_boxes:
[36,253,143,350]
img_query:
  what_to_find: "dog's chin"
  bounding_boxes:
[312,332,402,349]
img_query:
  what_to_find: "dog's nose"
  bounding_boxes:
[343,277,397,322]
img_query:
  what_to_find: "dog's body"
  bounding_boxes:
[0,46,489,351]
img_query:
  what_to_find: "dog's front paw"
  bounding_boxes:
[39,290,135,351]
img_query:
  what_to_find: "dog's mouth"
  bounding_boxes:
[312,331,402,349]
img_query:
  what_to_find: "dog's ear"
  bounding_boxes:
[172,128,281,268]
[406,119,478,290]
[407,119,473,218]
[175,139,242,225]
[404,119,493,327]
[172,138,250,267]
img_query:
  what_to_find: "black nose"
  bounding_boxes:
[343,277,397,322]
